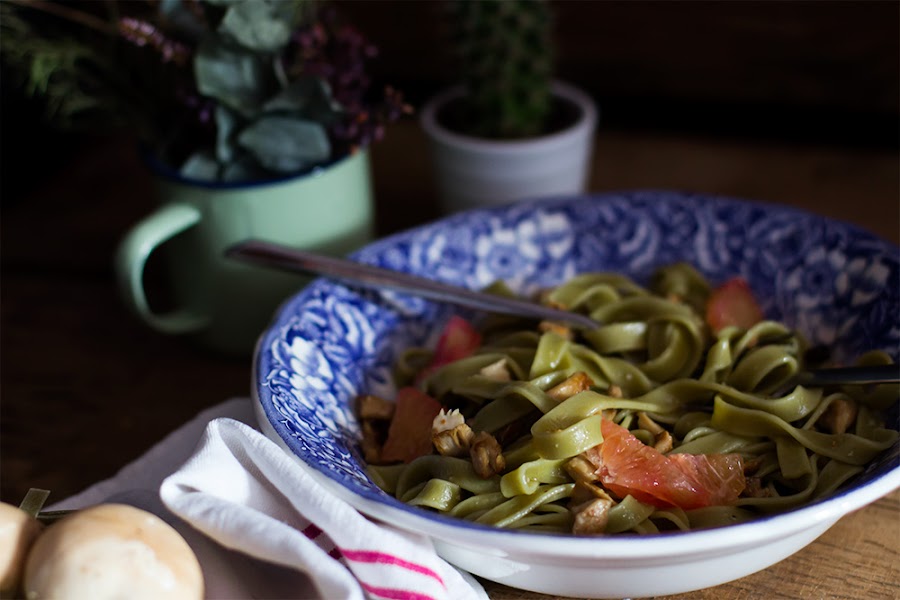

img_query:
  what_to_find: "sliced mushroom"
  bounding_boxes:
[637,412,664,436]
[637,412,673,453]
[470,431,505,479]
[564,455,601,487]
[570,497,614,535]
[547,372,594,402]
[478,358,512,382]
[539,320,573,340]
[653,430,674,454]
[565,457,616,507]
[818,396,859,435]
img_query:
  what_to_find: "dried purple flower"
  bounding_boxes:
[119,17,191,66]
[283,8,411,153]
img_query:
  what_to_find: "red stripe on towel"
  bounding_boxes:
[302,523,322,539]
[341,549,445,586]
[360,582,440,600]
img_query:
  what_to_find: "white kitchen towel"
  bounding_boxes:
[54,398,486,600]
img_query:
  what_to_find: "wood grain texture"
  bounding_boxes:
[1,121,897,599]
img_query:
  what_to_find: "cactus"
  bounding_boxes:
[447,0,553,139]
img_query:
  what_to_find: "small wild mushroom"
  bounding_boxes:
[547,372,594,402]
[23,503,203,600]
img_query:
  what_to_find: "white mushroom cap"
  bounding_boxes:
[0,502,43,596]
[23,503,203,600]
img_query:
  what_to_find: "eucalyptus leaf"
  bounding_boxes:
[219,0,296,53]
[158,0,207,40]
[180,150,222,181]
[194,35,269,116]
[237,115,331,172]
[214,104,240,163]
[263,76,343,124]
[221,152,272,182]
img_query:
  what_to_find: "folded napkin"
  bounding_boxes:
[53,398,486,600]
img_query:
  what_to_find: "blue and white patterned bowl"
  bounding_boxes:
[253,191,899,598]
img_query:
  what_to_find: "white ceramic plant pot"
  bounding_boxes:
[420,80,598,214]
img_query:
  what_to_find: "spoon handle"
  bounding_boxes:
[226,239,600,330]
[797,364,899,386]
[227,240,900,386]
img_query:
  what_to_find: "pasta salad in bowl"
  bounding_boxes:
[253,191,899,598]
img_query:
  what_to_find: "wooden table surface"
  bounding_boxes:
[2,120,898,599]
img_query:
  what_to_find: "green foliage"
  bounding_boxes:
[217,0,299,52]
[0,5,161,139]
[183,0,341,180]
[0,0,407,183]
[447,0,554,139]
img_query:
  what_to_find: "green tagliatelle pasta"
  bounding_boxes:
[363,263,899,535]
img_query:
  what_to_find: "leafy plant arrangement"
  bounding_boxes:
[443,0,554,139]
[0,0,410,182]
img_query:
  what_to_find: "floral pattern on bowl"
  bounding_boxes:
[254,191,899,598]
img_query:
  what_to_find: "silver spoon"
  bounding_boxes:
[795,364,899,387]
[226,239,598,330]
[226,239,900,386]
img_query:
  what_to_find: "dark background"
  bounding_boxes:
[2,0,898,206]
[340,0,899,144]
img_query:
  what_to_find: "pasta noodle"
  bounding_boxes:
[361,263,899,535]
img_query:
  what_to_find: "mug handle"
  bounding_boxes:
[114,203,210,334]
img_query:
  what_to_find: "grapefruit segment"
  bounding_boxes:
[706,277,764,332]
[584,419,745,510]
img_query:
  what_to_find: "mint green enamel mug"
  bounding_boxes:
[115,150,374,355]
